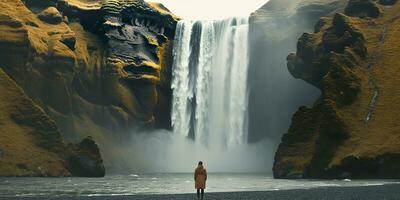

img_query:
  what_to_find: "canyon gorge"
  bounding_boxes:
[0,0,400,179]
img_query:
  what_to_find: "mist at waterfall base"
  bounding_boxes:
[108,17,274,173]
[108,1,325,173]
[122,130,273,173]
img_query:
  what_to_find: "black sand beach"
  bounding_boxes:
[2,184,400,200]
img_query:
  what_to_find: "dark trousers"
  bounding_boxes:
[196,188,204,199]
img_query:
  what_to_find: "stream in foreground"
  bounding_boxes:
[0,173,398,198]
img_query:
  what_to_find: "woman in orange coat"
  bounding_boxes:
[194,161,207,200]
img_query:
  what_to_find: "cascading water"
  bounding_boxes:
[101,2,320,173]
[171,17,250,148]
[123,17,271,173]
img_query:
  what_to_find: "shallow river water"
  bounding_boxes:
[0,173,398,197]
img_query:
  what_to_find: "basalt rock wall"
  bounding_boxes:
[274,0,400,179]
[248,0,346,147]
[0,68,104,177]
[0,0,177,174]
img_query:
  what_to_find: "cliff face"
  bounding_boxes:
[248,0,345,144]
[99,0,177,130]
[0,0,177,175]
[0,68,104,177]
[274,0,400,179]
[0,0,176,140]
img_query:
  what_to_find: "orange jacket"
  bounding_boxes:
[194,165,207,189]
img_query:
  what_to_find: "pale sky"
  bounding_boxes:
[146,0,270,20]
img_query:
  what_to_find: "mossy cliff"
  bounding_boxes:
[274,0,400,179]
[0,0,177,175]
[0,68,104,177]
[248,0,347,143]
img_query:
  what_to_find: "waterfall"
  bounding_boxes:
[171,17,250,148]
[123,16,271,173]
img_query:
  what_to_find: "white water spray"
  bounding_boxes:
[172,17,250,148]
[118,17,272,173]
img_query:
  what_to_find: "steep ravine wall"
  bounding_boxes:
[0,67,104,177]
[0,0,177,175]
[274,0,400,179]
[248,0,346,165]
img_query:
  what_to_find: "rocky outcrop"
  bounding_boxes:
[274,0,400,178]
[287,13,366,90]
[0,0,177,174]
[38,7,63,24]
[344,0,382,18]
[66,136,105,177]
[0,68,104,177]
[100,0,177,128]
[248,0,346,143]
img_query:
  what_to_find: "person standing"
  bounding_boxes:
[194,161,207,200]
